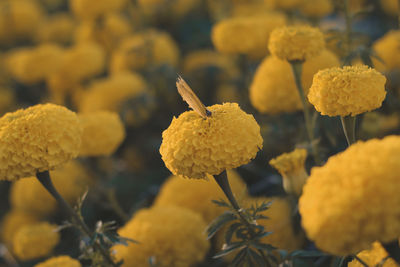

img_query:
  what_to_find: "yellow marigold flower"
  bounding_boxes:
[36,14,76,45]
[10,160,93,216]
[0,104,82,181]
[70,0,127,20]
[6,44,64,84]
[211,14,287,59]
[110,29,180,73]
[13,222,60,261]
[160,103,263,179]
[265,0,303,10]
[380,0,398,16]
[268,26,325,61]
[308,65,387,117]
[75,14,132,53]
[300,0,333,18]
[249,49,340,114]
[113,206,210,267]
[231,2,273,17]
[34,256,81,267]
[154,170,247,223]
[270,148,308,197]
[348,242,397,267]
[372,30,400,72]
[137,0,200,18]
[299,135,400,255]
[1,210,39,246]
[78,111,126,156]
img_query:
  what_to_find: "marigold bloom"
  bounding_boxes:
[137,0,200,18]
[78,111,126,156]
[0,104,82,181]
[34,256,82,267]
[372,30,400,72]
[160,103,263,179]
[268,26,325,61]
[211,14,287,58]
[250,49,340,114]
[308,65,386,117]
[1,210,39,246]
[265,0,303,10]
[113,206,210,267]
[300,0,333,18]
[70,0,127,20]
[270,148,308,196]
[13,222,60,260]
[110,30,180,73]
[348,242,397,267]
[36,14,76,45]
[10,160,93,216]
[154,170,247,223]
[299,135,400,255]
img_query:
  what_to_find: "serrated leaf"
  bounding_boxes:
[254,214,269,220]
[225,223,242,244]
[255,231,273,240]
[251,241,276,252]
[211,199,231,208]
[213,242,246,259]
[231,248,248,267]
[290,250,326,258]
[235,227,250,241]
[247,248,266,267]
[206,211,237,239]
[255,201,272,213]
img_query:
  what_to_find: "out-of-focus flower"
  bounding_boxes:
[265,0,303,10]
[211,13,287,59]
[154,170,247,223]
[380,0,398,16]
[300,0,333,18]
[6,44,64,84]
[110,29,180,73]
[1,210,39,246]
[137,0,200,19]
[13,222,60,261]
[36,14,76,45]
[268,26,325,61]
[348,242,397,267]
[308,65,386,117]
[250,49,340,114]
[372,30,400,72]
[78,111,126,156]
[34,256,82,267]
[361,112,400,138]
[270,148,308,197]
[113,206,210,267]
[160,103,263,179]
[0,104,82,181]
[299,135,400,255]
[70,0,127,20]
[10,160,93,216]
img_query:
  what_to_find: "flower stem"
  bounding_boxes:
[36,171,117,267]
[343,0,352,59]
[290,60,321,165]
[340,116,356,146]
[383,240,400,265]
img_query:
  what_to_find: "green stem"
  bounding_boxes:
[343,0,352,60]
[383,240,400,265]
[290,61,321,165]
[340,116,356,146]
[36,171,117,267]
[353,255,369,267]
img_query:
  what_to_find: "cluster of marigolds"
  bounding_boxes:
[0,0,400,266]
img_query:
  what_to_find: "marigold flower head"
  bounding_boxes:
[160,103,263,179]
[308,65,387,117]
[348,242,397,267]
[6,44,64,84]
[250,49,340,114]
[137,0,200,18]
[78,111,126,156]
[270,148,308,196]
[10,160,93,216]
[70,0,127,20]
[211,14,287,59]
[0,104,82,181]
[113,205,210,267]
[299,135,400,255]
[372,30,400,72]
[300,0,333,18]
[110,30,180,73]
[13,222,60,261]
[36,14,76,45]
[154,170,247,223]
[34,256,82,267]
[268,26,325,61]
[1,210,39,246]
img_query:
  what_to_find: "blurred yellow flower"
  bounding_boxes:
[348,242,397,267]
[265,0,303,10]
[211,14,287,59]
[137,0,200,18]
[380,0,398,16]
[308,65,386,116]
[160,103,263,179]
[34,256,82,267]
[268,26,325,61]
[0,104,82,181]
[299,135,400,255]
[36,14,76,45]
[113,205,210,267]
[1,210,39,246]
[13,222,60,261]
[372,30,400,72]
[78,111,126,156]
[70,0,127,20]
[300,0,333,18]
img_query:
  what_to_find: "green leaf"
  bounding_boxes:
[211,199,231,208]
[251,241,276,252]
[213,242,246,259]
[206,211,237,239]
[290,250,327,258]
[247,248,266,267]
[231,248,248,267]
[255,201,272,213]
[225,222,242,244]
